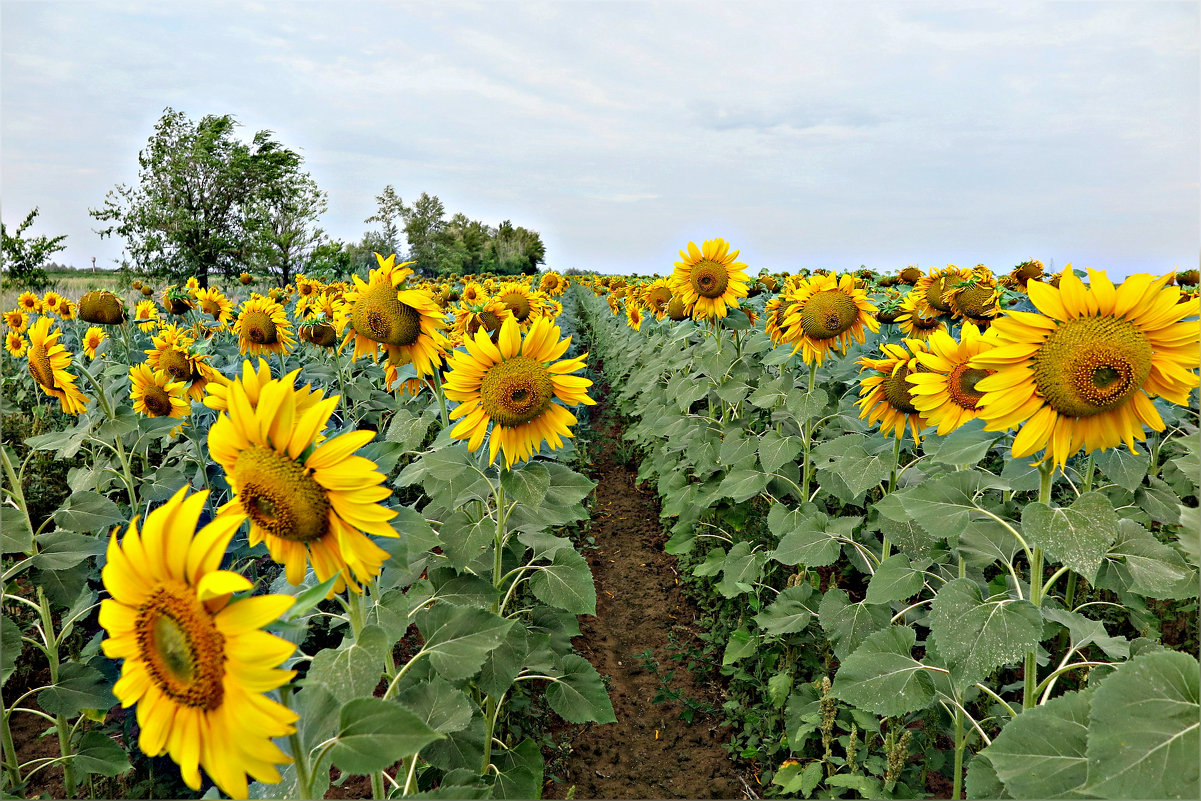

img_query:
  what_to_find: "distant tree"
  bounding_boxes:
[305,239,354,282]
[491,220,545,275]
[90,107,303,287]
[1,207,66,290]
[249,170,329,286]
[363,185,406,259]
[402,192,447,272]
[344,231,394,274]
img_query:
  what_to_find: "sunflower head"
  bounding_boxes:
[17,292,42,314]
[83,326,108,359]
[141,285,155,297]
[26,317,89,415]
[779,273,879,364]
[4,309,29,334]
[41,291,64,314]
[130,363,191,419]
[233,296,294,357]
[79,290,127,325]
[669,238,751,321]
[5,331,27,358]
[945,269,1001,322]
[195,287,232,322]
[855,340,930,443]
[162,286,194,315]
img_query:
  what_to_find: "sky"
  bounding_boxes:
[2,0,1198,278]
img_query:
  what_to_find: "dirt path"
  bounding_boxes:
[544,401,748,800]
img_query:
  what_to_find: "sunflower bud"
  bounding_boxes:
[79,290,127,325]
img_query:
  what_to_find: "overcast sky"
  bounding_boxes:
[3,1,1197,278]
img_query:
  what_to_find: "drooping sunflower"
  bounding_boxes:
[907,322,999,435]
[135,299,161,332]
[1008,259,1045,290]
[162,286,195,315]
[195,287,234,323]
[208,373,398,594]
[233,295,294,357]
[778,273,879,364]
[25,317,88,415]
[944,267,1001,323]
[912,265,973,318]
[17,291,41,314]
[855,339,930,444]
[82,326,108,360]
[337,254,447,375]
[99,486,298,799]
[452,298,514,342]
[669,238,750,321]
[239,271,253,285]
[5,331,28,358]
[894,290,947,342]
[443,316,595,468]
[970,269,1201,468]
[4,309,29,334]
[130,363,191,419]
[145,332,225,401]
[79,290,127,325]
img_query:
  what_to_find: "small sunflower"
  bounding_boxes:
[144,333,225,401]
[56,299,76,321]
[79,290,127,325]
[130,363,191,419]
[626,303,644,331]
[5,331,28,358]
[907,322,998,435]
[642,278,674,320]
[17,291,42,314]
[239,271,253,285]
[82,326,108,360]
[970,269,1200,468]
[443,316,595,468]
[4,309,29,334]
[669,238,750,321]
[460,281,486,305]
[779,273,879,364]
[912,265,973,318]
[894,290,947,342]
[1008,259,1045,290]
[452,298,514,342]
[208,372,398,594]
[494,282,547,328]
[856,340,930,444]
[99,486,299,799]
[195,287,234,323]
[233,295,294,357]
[945,266,1001,323]
[41,291,65,315]
[162,286,195,315]
[134,300,161,332]
[25,317,88,415]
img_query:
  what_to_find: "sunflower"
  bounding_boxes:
[778,273,879,364]
[642,278,674,320]
[57,299,77,320]
[17,291,42,314]
[460,281,486,305]
[898,265,922,285]
[99,486,298,799]
[25,317,88,415]
[41,291,65,315]
[233,295,294,357]
[894,290,947,342]
[856,340,930,443]
[129,363,191,419]
[764,291,798,345]
[1008,259,1045,290]
[5,332,27,358]
[945,267,1001,323]
[79,290,127,325]
[443,317,595,467]
[162,286,195,315]
[626,303,644,331]
[494,282,547,328]
[208,372,398,594]
[82,326,108,360]
[338,254,447,376]
[239,271,253,285]
[195,287,234,323]
[384,358,427,396]
[145,333,225,401]
[907,322,998,435]
[669,238,750,321]
[452,298,514,342]
[970,269,1200,468]
[912,265,973,318]
[4,309,29,334]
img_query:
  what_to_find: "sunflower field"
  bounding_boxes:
[0,247,1198,800]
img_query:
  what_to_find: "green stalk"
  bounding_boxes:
[801,365,818,497]
[370,769,385,799]
[0,686,23,792]
[431,368,451,431]
[284,686,314,800]
[952,702,965,800]
[1023,461,1054,709]
[37,588,75,797]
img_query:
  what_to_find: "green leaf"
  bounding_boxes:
[1136,477,1182,526]
[430,573,499,609]
[923,419,1002,466]
[980,689,1090,798]
[830,626,937,717]
[423,713,485,772]
[965,754,1011,799]
[864,554,925,605]
[304,624,389,703]
[759,429,804,474]
[715,541,766,598]
[722,625,759,666]
[476,626,529,698]
[1094,447,1149,493]
[717,467,769,503]
[437,509,494,571]
[928,578,1043,689]
[811,433,892,502]
[753,584,816,635]
[38,661,115,718]
[1094,520,1197,600]
[397,676,474,734]
[529,547,596,615]
[417,604,515,681]
[542,462,596,507]
[818,589,892,660]
[748,374,792,409]
[1022,492,1120,582]
[1084,650,1199,799]
[770,507,854,568]
[1041,607,1129,660]
[52,491,125,534]
[893,470,983,539]
[328,697,443,775]
[492,738,543,800]
[74,731,132,778]
[767,671,792,709]
[501,461,550,507]
[785,387,828,422]
[32,530,105,571]
[546,654,617,724]
[1,615,21,687]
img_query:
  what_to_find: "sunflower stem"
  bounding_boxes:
[36,587,75,797]
[370,769,385,799]
[0,685,23,792]
[951,697,966,800]
[431,369,451,432]
[1081,453,1095,493]
[1023,461,1055,710]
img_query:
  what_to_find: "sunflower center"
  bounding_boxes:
[201,299,222,317]
[137,581,225,711]
[142,386,174,417]
[479,356,555,427]
[909,311,943,331]
[499,292,532,322]
[235,446,331,543]
[353,283,421,346]
[667,296,688,320]
[799,291,859,339]
[158,349,195,383]
[242,311,278,345]
[27,345,56,390]
[955,284,995,319]
[882,364,920,414]
[948,364,992,410]
[646,286,672,312]
[691,260,730,299]
[1032,316,1153,417]
[924,277,952,312]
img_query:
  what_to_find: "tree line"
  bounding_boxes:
[3,107,547,289]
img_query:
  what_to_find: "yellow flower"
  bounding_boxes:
[99,486,298,799]
[494,282,547,328]
[452,298,514,342]
[908,322,998,435]
[25,317,88,415]
[17,291,41,314]
[856,340,930,443]
[208,371,398,593]
[41,291,65,315]
[779,273,879,364]
[443,316,595,468]
[184,276,201,296]
[945,267,1001,323]
[134,300,161,332]
[5,331,27,358]
[144,332,226,402]
[894,290,947,342]
[4,309,29,334]
[233,295,294,357]
[82,326,108,360]
[130,363,191,419]
[626,303,644,331]
[195,287,233,323]
[970,269,1200,468]
[56,298,76,320]
[642,278,674,320]
[669,238,750,321]
[912,265,973,318]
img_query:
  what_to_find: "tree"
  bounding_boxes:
[90,107,303,286]
[363,185,406,259]
[250,170,329,286]
[401,192,446,272]
[1,208,67,290]
[491,220,546,275]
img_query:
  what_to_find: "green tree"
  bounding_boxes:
[401,192,446,272]
[89,107,302,287]
[1,207,67,290]
[491,220,546,275]
[363,185,406,259]
[249,170,329,286]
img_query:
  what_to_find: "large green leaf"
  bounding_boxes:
[1094,520,1197,600]
[818,589,892,660]
[328,697,443,775]
[715,540,766,598]
[1084,650,1199,799]
[864,553,925,605]
[811,433,892,502]
[717,467,770,503]
[501,461,550,507]
[769,505,854,568]
[545,654,616,724]
[1094,447,1149,493]
[922,419,1002,467]
[830,626,937,717]
[928,578,1042,689]
[1022,492,1120,582]
[32,530,105,571]
[397,676,474,734]
[758,429,804,474]
[1,615,21,687]
[417,604,515,681]
[753,584,817,635]
[529,547,596,615]
[542,462,596,507]
[304,624,390,703]
[38,661,115,718]
[52,491,125,535]
[981,690,1091,798]
[893,470,984,540]
[437,509,494,571]
[74,731,132,778]
[492,737,544,800]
